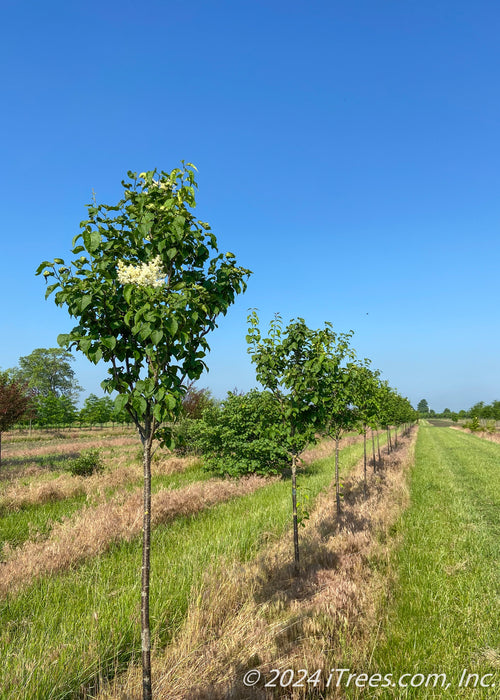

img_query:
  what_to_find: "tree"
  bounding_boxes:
[247,313,342,571]
[417,398,429,415]
[37,164,250,700]
[36,392,78,426]
[180,382,215,419]
[349,362,381,490]
[79,394,115,425]
[9,347,82,400]
[0,372,33,464]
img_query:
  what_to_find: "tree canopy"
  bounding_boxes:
[8,348,82,400]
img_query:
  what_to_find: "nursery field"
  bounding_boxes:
[0,426,391,698]
[1,424,498,699]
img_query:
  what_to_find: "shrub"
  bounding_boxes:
[195,390,289,477]
[67,448,104,476]
[172,417,204,456]
[463,416,481,432]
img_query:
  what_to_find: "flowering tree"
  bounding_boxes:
[37,165,250,700]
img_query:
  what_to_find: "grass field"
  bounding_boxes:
[0,428,383,699]
[2,424,496,699]
[354,425,500,698]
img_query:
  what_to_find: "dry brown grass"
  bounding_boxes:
[0,455,198,511]
[98,429,417,700]
[0,474,274,598]
[450,426,500,445]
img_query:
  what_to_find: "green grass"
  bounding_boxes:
[354,425,500,698]
[0,440,369,699]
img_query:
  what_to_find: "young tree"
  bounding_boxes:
[318,361,357,514]
[247,313,345,571]
[36,392,78,426]
[0,372,33,464]
[349,363,381,490]
[37,164,250,700]
[79,394,115,425]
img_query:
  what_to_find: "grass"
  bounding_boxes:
[356,425,500,698]
[0,439,369,700]
[0,459,209,553]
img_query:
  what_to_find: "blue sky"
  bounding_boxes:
[1,0,499,412]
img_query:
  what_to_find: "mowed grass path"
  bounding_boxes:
[0,439,372,700]
[361,426,500,698]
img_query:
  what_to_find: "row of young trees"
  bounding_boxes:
[35,164,416,699]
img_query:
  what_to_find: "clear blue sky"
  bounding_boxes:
[1,0,499,412]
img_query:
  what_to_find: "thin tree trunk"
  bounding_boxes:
[387,427,391,455]
[335,437,341,515]
[394,425,398,448]
[291,454,300,574]
[377,430,382,466]
[141,425,153,700]
[371,428,377,472]
[363,427,367,496]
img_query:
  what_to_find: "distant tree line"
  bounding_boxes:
[416,397,500,422]
[2,348,133,428]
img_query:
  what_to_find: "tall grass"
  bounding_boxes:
[0,441,368,699]
[0,460,209,554]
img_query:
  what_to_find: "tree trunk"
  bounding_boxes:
[141,426,153,700]
[387,427,391,455]
[363,427,367,496]
[291,454,300,574]
[371,428,377,472]
[335,437,341,515]
[377,430,382,466]
[394,425,398,448]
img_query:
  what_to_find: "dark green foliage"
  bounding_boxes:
[67,448,104,476]
[36,392,78,426]
[79,394,115,424]
[195,390,289,476]
[172,417,203,456]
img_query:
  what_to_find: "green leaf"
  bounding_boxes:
[101,336,117,350]
[123,284,134,304]
[138,324,152,341]
[57,333,71,347]
[89,231,101,251]
[165,317,178,336]
[165,394,177,410]
[153,403,165,422]
[80,295,92,311]
[150,330,163,345]
[114,394,128,413]
[79,338,92,353]
[45,283,59,299]
[35,261,51,275]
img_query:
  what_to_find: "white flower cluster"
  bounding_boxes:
[116,256,165,288]
[151,179,171,190]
